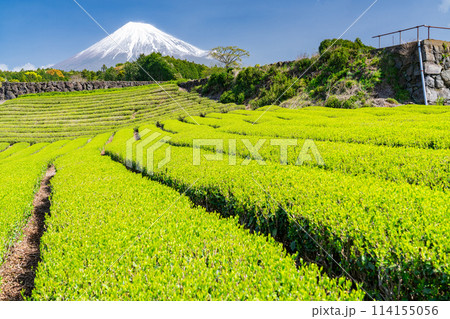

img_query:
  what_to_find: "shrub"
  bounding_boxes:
[295,58,313,72]
[436,97,445,106]
[46,69,65,78]
[219,90,236,103]
[237,92,245,104]
[202,71,234,95]
[325,95,342,108]
[24,72,42,82]
[342,96,360,109]
[328,48,351,72]
[175,78,188,85]
[386,98,399,105]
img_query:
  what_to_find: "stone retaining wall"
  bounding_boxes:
[178,78,208,92]
[0,81,156,100]
[384,40,450,104]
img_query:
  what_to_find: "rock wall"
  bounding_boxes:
[0,81,156,100]
[178,78,208,92]
[384,40,450,104]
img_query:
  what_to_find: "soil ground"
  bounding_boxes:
[0,166,55,301]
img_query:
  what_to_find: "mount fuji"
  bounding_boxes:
[54,22,212,71]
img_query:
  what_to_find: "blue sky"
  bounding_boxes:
[1,0,450,71]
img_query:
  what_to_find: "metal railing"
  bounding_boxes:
[372,25,450,48]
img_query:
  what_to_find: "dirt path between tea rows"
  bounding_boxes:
[0,166,55,300]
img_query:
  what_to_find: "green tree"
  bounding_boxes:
[81,69,97,81]
[104,67,118,81]
[135,53,176,81]
[124,62,139,81]
[24,71,42,82]
[209,46,250,68]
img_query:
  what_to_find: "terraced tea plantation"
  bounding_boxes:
[0,83,240,143]
[0,85,448,301]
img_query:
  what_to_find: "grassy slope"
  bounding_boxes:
[198,39,410,109]
[0,83,242,143]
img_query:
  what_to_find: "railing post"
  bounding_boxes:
[418,41,428,105]
[374,25,450,50]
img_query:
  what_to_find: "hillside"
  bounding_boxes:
[196,39,410,109]
[0,83,241,143]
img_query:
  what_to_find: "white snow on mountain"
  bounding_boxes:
[54,22,211,71]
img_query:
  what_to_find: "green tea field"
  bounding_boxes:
[0,83,240,143]
[0,85,448,301]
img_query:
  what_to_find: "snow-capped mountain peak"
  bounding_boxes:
[54,22,211,71]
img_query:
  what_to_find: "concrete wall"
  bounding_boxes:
[0,81,156,100]
[384,40,450,104]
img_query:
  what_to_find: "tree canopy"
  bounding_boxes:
[0,53,209,83]
[209,46,250,68]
